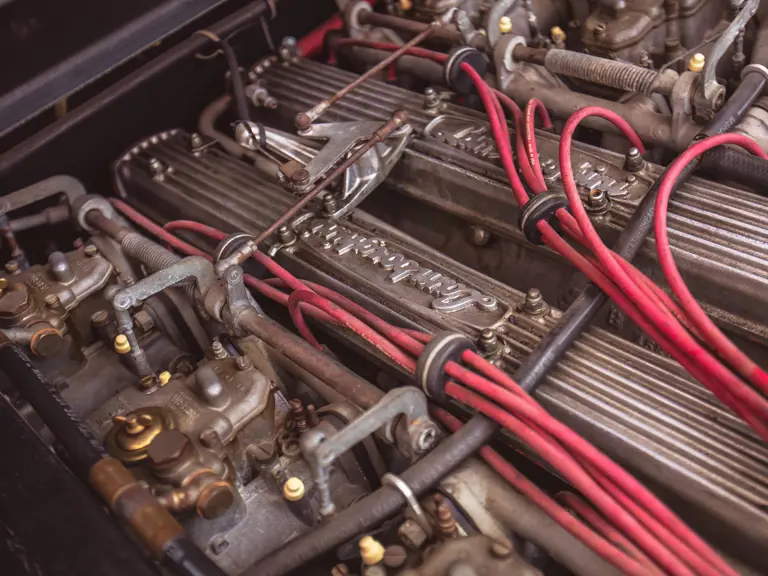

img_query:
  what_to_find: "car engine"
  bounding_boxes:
[2,0,768,575]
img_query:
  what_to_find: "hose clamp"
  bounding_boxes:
[382,473,433,536]
[415,331,477,401]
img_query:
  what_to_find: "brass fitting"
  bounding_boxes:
[688,53,705,73]
[114,334,131,354]
[158,371,171,386]
[498,16,513,34]
[88,457,184,557]
[283,477,305,501]
[360,535,385,565]
[551,26,566,44]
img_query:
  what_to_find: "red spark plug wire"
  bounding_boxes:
[556,108,768,427]
[654,133,768,394]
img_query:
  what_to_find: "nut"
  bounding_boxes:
[132,310,155,333]
[524,288,546,315]
[398,519,428,549]
[498,16,513,34]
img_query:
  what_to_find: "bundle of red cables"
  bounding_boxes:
[102,36,768,576]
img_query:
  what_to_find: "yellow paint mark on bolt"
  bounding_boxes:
[359,535,385,565]
[114,334,131,354]
[499,16,513,34]
[158,371,172,386]
[551,26,566,44]
[283,477,305,501]
[688,53,705,73]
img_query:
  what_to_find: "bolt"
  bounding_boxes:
[147,429,190,466]
[158,371,172,386]
[524,288,546,315]
[264,96,279,110]
[322,193,338,214]
[132,310,155,333]
[627,174,637,184]
[491,541,513,558]
[469,225,491,246]
[594,23,606,37]
[198,482,235,519]
[291,399,308,432]
[291,168,310,186]
[596,164,607,174]
[498,15,513,34]
[236,355,253,370]
[587,188,609,211]
[91,310,109,327]
[330,564,349,576]
[277,225,295,244]
[44,294,59,308]
[190,133,203,148]
[383,545,408,569]
[478,328,500,354]
[435,494,458,539]
[398,519,428,549]
[4,260,19,274]
[209,536,229,555]
[149,157,165,176]
[688,52,705,73]
[211,338,228,359]
[424,86,440,109]
[625,147,644,172]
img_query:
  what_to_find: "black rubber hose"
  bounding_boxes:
[698,146,768,191]
[0,334,226,576]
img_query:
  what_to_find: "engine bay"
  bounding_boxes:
[2,0,768,575]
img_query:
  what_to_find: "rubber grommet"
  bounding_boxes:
[416,331,477,401]
[444,47,488,95]
[518,191,569,244]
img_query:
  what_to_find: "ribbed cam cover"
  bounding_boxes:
[115,128,768,569]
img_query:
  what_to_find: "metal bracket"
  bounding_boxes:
[695,0,759,115]
[236,122,412,220]
[300,387,439,516]
[382,473,434,537]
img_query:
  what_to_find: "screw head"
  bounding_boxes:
[84,244,98,257]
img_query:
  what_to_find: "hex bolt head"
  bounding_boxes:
[147,429,191,467]
[524,288,546,315]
